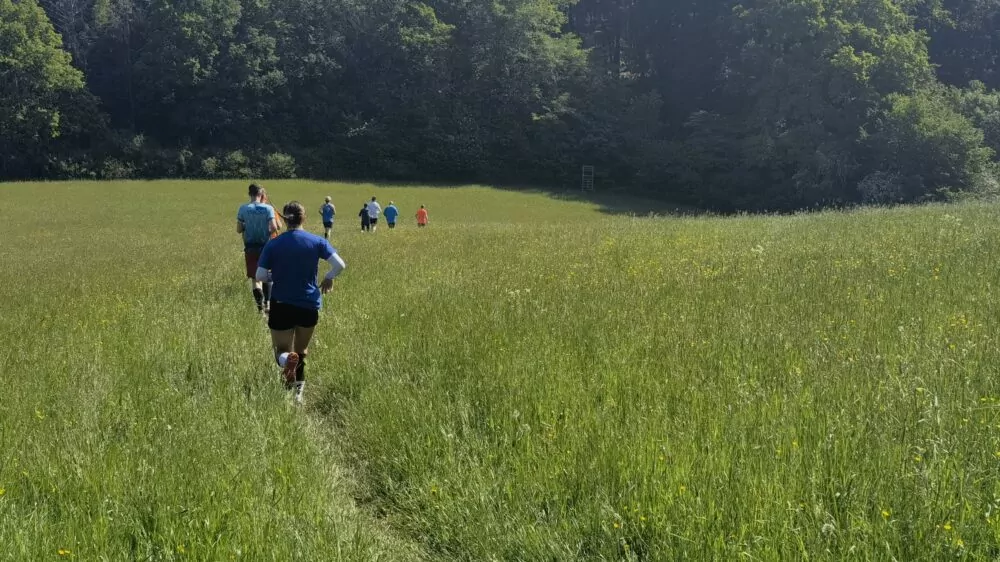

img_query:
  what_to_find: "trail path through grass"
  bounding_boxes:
[0,180,440,561]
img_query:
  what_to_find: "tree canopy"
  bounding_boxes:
[6,0,1000,210]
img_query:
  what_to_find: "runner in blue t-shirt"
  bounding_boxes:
[384,201,399,229]
[237,183,278,313]
[319,196,336,240]
[256,201,346,405]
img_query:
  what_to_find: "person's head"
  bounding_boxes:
[325,196,331,203]
[363,203,368,208]
[282,201,306,229]
[389,200,394,206]
[248,183,264,201]
[371,196,377,202]
[420,205,425,209]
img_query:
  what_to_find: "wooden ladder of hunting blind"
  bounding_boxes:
[581,165,595,192]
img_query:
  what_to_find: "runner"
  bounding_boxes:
[237,183,278,313]
[260,188,285,235]
[384,201,399,229]
[319,196,336,240]
[367,196,382,232]
[416,205,429,227]
[257,187,284,313]
[255,201,346,405]
[360,203,371,232]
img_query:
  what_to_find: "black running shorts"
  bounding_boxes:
[268,301,319,331]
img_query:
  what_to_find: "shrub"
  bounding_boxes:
[261,152,296,178]
[222,150,254,179]
[200,157,220,178]
[47,155,97,180]
[858,171,905,205]
[870,91,994,202]
[100,158,135,180]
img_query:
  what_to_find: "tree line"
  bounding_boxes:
[5,0,1000,211]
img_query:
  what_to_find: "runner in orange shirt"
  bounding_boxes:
[416,205,429,228]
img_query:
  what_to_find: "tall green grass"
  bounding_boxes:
[0,181,423,561]
[3,180,1000,560]
[324,199,1000,559]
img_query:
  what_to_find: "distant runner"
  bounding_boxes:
[367,196,382,232]
[384,201,399,229]
[237,183,278,313]
[416,205,429,228]
[320,196,336,240]
[360,203,371,232]
[256,201,345,405]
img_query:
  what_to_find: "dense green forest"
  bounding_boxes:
[5,0,1000,210]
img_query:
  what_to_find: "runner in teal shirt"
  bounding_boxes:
[384,202,399,229]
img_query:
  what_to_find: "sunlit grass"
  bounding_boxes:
[2,180,999,560]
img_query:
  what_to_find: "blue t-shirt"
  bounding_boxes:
[258,230,335,311]
[384,205,399,222]
[237,202,275,250]
[321,203,335,223]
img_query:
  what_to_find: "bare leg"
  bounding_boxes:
[250,279,265,311]
[291,326,315,403]
[270,329,295,360]
[293,326,315,356]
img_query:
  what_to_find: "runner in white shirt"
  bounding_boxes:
[367,196,382,232]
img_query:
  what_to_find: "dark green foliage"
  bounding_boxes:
[7,0,1000,209]
[261,152,295,178]
[868,90,994,202]
[0,0,94,177]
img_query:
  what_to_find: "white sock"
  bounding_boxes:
[278,352,290,367]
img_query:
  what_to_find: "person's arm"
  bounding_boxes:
[324,253,345,281]
[237,221,245,234]
[331,205,336,215]
[319,244,345,293]
[255,245,273,283]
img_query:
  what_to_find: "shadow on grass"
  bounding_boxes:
[352,179,700,217]
[512,187,700,217]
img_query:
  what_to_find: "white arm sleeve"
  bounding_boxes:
[255,267,271,283]
[324,252,346,281]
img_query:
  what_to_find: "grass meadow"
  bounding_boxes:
[2,180,1000,560]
